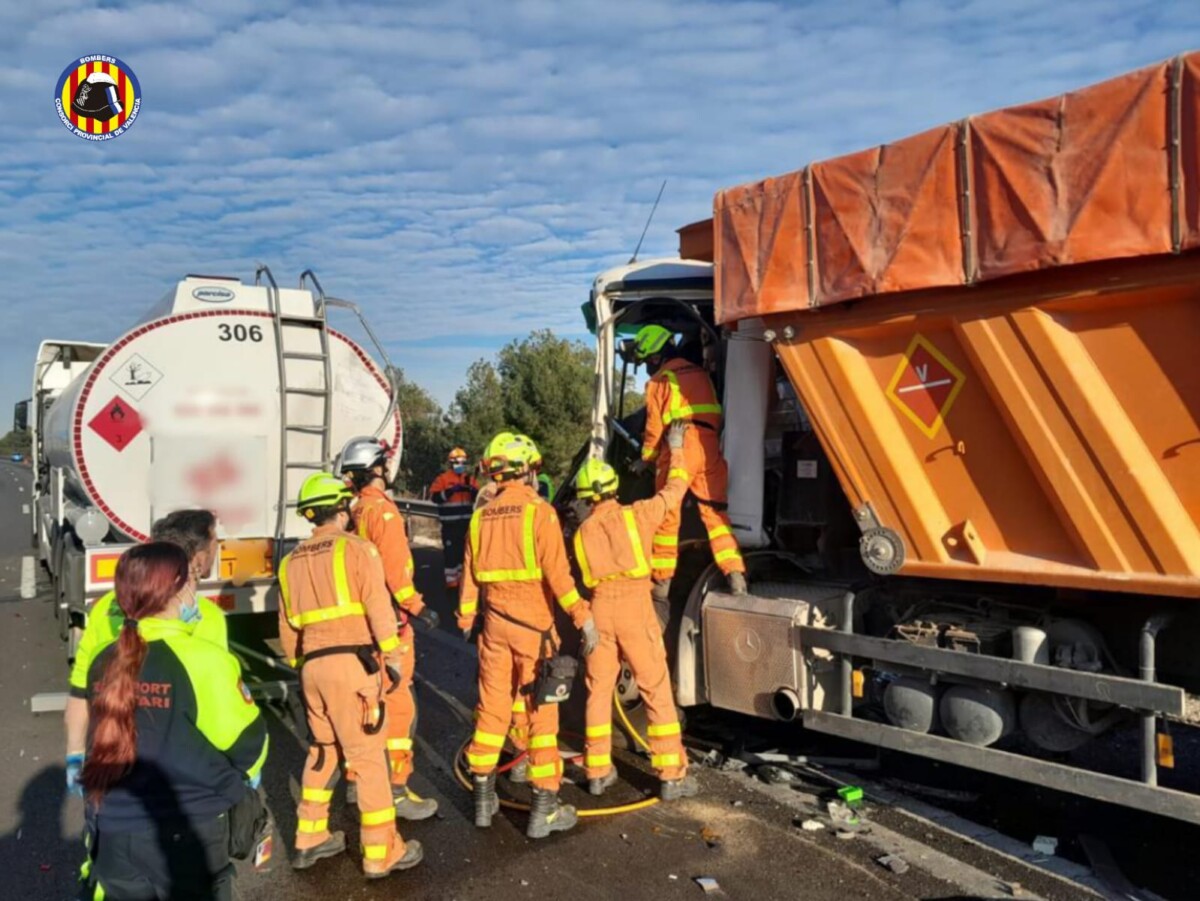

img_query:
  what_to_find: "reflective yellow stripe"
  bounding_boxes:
[558,588,581,611]
[467,752,501,768]
[623,509,651,579]
[292,603,366,627]
[333,538,351,606]
[361,808,395,826]
[298,818,328,834]
[586,754,612,768]
[358,518,370,540]
[473,730,506,748]
[651,558,676,569]
[278,553,295,628]
[714,548,743,564]
[388,738,413,751]
[382,512,396,522]
[653,534,678,547]
[393,586,416,603]
[652,753,681,768]
[529,734,558,750]
[667,468,689,481]
[378,634,400,653]
[642,446,658,461]
[511,699,526,713]
[287,657,303,668]
[460,599,478,615]
[661,368,723,425]
[247,735,269,782]
[707,525,733,540]
[302,786,333,803]
[528,762,558,779]
[647,722,681,738]
[586,723,612,739]
[574,529,596,589]
[363,845,389,861]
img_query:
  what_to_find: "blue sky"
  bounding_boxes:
[2,0,1198,422]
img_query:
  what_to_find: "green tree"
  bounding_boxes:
[448,359,506,462]
[389,367,449,494]
[0,430,31,457]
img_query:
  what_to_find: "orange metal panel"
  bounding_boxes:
[766,256,1200,598]
[1181,53,1200,250]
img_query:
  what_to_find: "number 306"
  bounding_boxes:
[218,324,264,342]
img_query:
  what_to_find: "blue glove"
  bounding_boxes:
[66,753,85,798]
[246,771,262,790]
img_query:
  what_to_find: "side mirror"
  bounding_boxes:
[13,400,28,432]
[616,339,639,366]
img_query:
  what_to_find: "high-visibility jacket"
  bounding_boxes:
[69,590,228,698]
[85,616,268,831]
[278,523,400,667]
[642,357,723,462]
[352,484,424,616]
[574,448,690,599]
[456,482,589,632]
[430,470,477,506]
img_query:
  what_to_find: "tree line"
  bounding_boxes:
[392,329,641,495]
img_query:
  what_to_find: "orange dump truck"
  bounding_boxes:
[577,53,1200,823]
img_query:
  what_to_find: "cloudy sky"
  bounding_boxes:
[2,0,1197,422]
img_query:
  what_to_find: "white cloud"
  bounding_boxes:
[2,0,1198,421]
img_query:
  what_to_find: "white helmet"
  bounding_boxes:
[334,436,390,477]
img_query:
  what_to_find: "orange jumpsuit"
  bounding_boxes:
[456,482,590,792]
[278,525,407,874]
[430,470,477,586]
[353,484,424,787]
[576,448,690,782]
[642,357,746,580]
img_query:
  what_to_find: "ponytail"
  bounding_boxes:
[80,542,189,804]
[81,621,147,802]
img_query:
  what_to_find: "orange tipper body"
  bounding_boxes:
[713,52,1200,599]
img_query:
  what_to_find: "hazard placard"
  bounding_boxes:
[885,334,966,439]
[88,397,144,451]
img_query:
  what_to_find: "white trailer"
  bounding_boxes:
[31,268,399,657]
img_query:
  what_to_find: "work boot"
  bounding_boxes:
[588,768,619,797]
[526,788,578,839]
[393,785,439,821]
[473,773,499,828]
[292,832,346,870]
[728,572,749,596]
[661,774,700,802]
[364,839,423,880]
[507,757,529,785]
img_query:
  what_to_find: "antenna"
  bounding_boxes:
[629,179,667,265]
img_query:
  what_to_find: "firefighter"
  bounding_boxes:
[278,474,422,879]
[574,421,700,801]
[456,432,600,839]
[430,447,478,588]
[336,437,439,820]
[632,324,748,621]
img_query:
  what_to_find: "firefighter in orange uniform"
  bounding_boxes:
[574,421,699,801]
[278,474,422,879]
[335,437,439,820]
[632,325,748,619]
[430,447,477,588]
[456,432,600,839]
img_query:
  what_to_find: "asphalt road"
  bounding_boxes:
[0,468,1107,901]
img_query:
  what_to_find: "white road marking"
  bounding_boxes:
[897,378,953,394]
[20,556,36,599]
[22,504,29,515]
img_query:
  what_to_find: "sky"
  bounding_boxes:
[2,0,1198,422]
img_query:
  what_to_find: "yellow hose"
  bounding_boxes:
[449,689,661,817]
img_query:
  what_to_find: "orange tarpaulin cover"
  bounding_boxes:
[715,53,1197,324]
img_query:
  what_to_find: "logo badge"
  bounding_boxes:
[192,286,236,303]
[885,334,967,439]
[54,55,142,141]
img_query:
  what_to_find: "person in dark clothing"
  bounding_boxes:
[77,543,268,901]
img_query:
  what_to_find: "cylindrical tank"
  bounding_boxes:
[42,277,399,542]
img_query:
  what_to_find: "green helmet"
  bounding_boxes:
[297,472,353,520]
[483,431,539,480]
[574,458,619,501]
[633,324,673,361]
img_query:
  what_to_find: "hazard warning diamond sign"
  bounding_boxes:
[885,334,966,439]
[88,397,143,452]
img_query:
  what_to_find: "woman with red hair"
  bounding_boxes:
[76,542,268,900]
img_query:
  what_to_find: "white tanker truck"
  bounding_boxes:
[25,268,399,659]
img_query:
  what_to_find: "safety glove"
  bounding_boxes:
[416,607,441,631]
[66,753,85,798]
[580,618,600,656]
[629,458,652,476]
[667,421,689,450]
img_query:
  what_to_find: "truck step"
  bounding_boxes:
[279,314,325,325]
[285,461,327,469]
[285,425,326,434]
[282,352,326,362]
[283,387,329,397]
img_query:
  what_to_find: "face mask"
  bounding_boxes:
[452,463,466,474]
[180,589,201,625]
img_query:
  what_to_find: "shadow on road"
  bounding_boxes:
[0,765,81,899]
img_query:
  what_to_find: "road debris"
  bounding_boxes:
[875,854,910,875]
[1031,835,1058,856]
[700,827,723,849]
[837,785,864,808]
[798,819,825,832]
[694,876,721,894]
[827,800,864,833]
